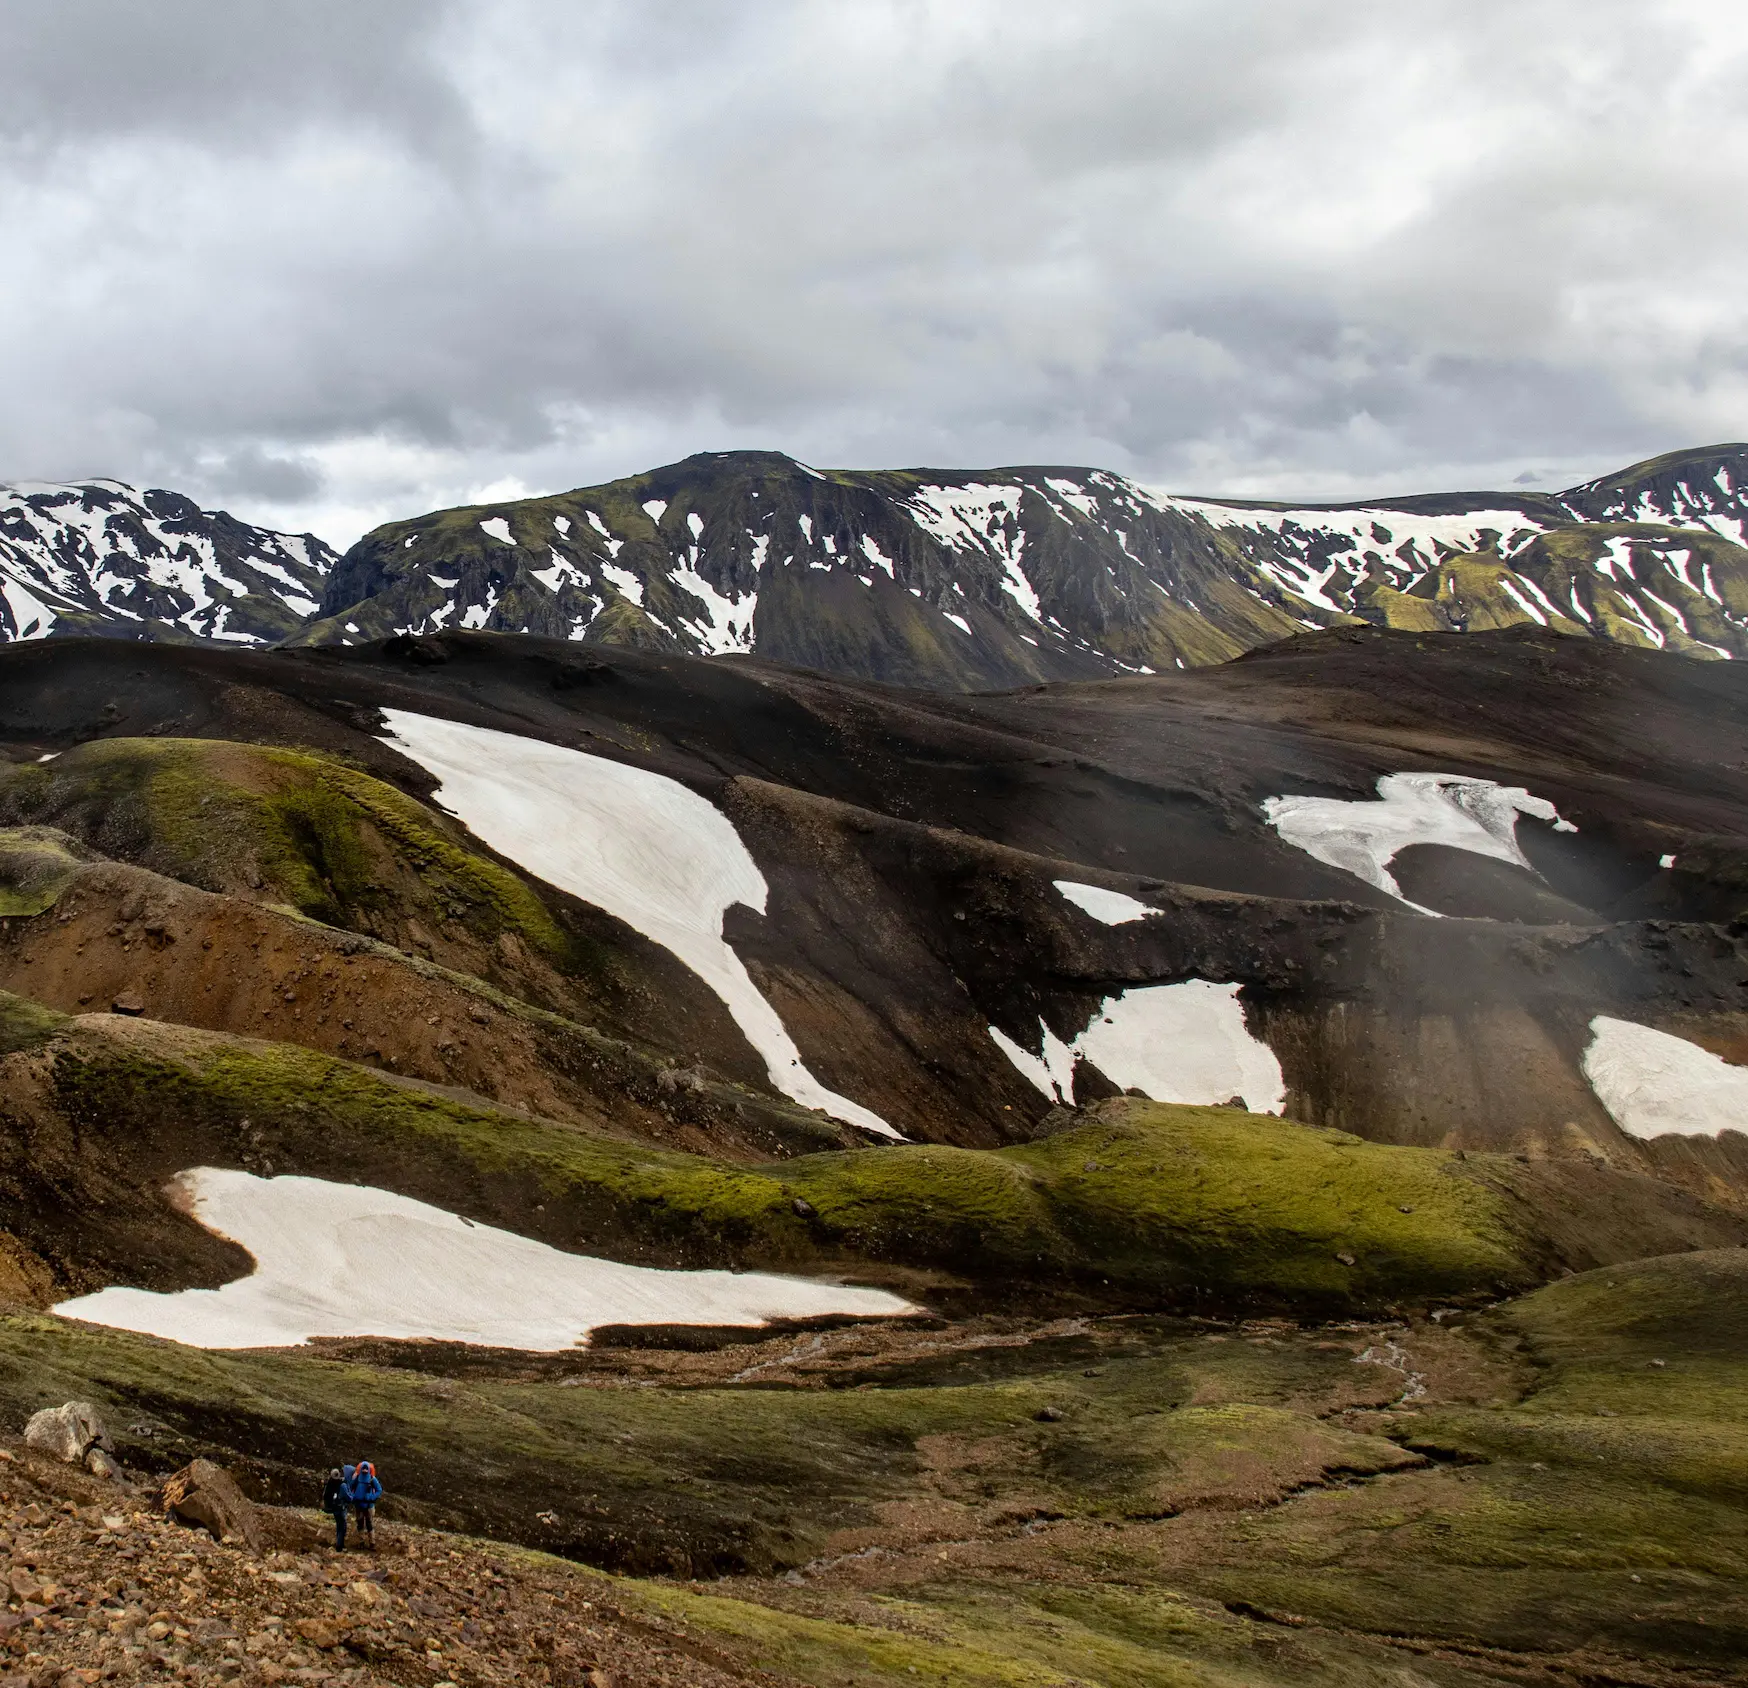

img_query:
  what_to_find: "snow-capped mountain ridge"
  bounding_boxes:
[0,480,338,646]
[299,442,1748,684]
[10,444,1748,686]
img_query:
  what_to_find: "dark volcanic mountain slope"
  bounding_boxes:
[0,480,336,644]
[1561,440,1748,532]
[298,444,1748,684]
[1,627,1745,1209]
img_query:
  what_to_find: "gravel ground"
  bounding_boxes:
[0,1442,777,1688]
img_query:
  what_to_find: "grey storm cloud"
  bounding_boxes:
[2,0,1746,544]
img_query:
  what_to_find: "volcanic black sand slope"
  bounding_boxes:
[0,625,1744,1685]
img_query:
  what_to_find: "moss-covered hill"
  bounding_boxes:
[1,989,1740,1317]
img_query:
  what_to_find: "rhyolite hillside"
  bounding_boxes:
[0,626,1746,1686]
[1,622,1744,1206]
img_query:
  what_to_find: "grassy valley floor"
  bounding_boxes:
[0,1248,1744,1686]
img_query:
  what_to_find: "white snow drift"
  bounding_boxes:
[1053,880,1157,925]
[1261,772,1575,910]
[379,710,899,1138]
[989,980,1284,1114]
[55,1169,909,1351]
[1581,1017,1748,1140]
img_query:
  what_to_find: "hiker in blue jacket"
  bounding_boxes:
[347,1459,383,1548]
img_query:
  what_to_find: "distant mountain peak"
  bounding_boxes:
[0,479,338,645]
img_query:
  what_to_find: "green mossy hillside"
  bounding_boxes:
[6,1264,1747,1684]
[34,1017,1531,1308]
[0,984,65,1055]
[0,825,91,917]
[0,1301,1419,1581]
[1154,1251,1748,1670]
[0,735,568,961]
[781,1103,1528,1305]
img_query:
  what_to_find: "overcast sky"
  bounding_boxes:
[4,0,1745,547]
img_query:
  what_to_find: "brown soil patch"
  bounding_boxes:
[0,860,857,1162]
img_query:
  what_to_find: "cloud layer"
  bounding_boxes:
[4,0,1746,545]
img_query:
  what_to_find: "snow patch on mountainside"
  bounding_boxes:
[600,561,643,604]
[1582,1017,1748,1139]
[1140,489,1549,561]
[672,564,755,652]
[1262,773,1575,909]
[988,1022,1078,1103]
[379,711,900,1138]
[1054,880,1157,925]
[56,1168,909,1349]
[904,484,1041,622]
[1123,484,1560,616]
[990,981,1284,1113]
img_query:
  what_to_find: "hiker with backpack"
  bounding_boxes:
[347,1458,383,1548]
[321,1468,348,1552]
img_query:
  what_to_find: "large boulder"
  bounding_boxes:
[23,1401,116,1476]
[162,1458,262,1554]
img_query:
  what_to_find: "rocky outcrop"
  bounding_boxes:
[23,1401,117,1477]
[162,1458,263,1554]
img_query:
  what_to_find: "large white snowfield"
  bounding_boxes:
[55,1169,910,1350]
[379,709,900,1138]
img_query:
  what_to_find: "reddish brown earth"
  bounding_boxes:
[0,1439,775,1688]
[0,860,853,1163]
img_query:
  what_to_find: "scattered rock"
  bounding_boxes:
[1335,1252,1357,1267]
[1034,1406,1065,1422]
[23,1400,113,1469]
[84,1445,123,1480]
[162,1457,264,1554]
[110,991,145,1015]
[295,1615,346,1648]
[791,1196,817,1219]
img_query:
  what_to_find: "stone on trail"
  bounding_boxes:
[162,1457,264,1554]
[23,1400,116,1475]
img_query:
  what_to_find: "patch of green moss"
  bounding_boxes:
[1356,584,1449,633]
[784,1103,1529,1304]
[1147,1251,1748,1667]
[281,756,566,950]
[0,825,87,916]
[0,736,569,962]
[0,987,66,1055]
